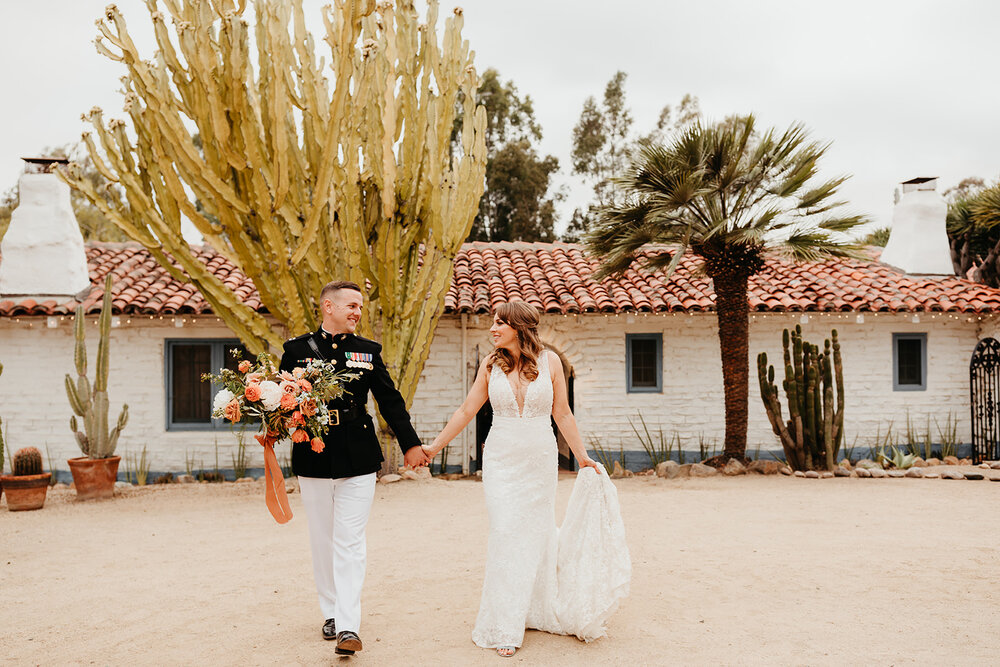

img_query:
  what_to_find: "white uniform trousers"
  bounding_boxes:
[298,473,377,633]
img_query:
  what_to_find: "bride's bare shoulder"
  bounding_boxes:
[544,349,563,374]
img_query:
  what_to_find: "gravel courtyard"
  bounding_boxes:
[3,472,999,665]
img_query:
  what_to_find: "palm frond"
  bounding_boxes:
[797,176,849,210]
[586,113,868,279]
[970,183,1000,229]
[644,240,690,278]
[795,198,850,217]
[817,215,867,233]
[778,232,868,261]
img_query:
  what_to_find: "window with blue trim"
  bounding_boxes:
[626,333,662,393]
[165,339,251,430]
[893,333,927,391]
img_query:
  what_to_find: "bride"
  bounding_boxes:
[423,300,631,657]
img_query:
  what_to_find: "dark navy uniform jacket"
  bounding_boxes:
[279,328,421,479]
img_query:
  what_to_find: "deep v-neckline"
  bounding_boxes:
[499,354,547,418]
[504,369,531,418]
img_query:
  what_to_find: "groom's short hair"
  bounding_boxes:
[320,280,362,305]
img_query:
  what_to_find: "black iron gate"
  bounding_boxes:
[970,337,1000,463]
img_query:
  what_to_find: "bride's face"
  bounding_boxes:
[490,315,518,351]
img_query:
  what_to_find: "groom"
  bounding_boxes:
[279,280,429,655]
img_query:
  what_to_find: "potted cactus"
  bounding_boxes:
[0,361,5,501]
[1,447,51,511]
[65,275,129,500]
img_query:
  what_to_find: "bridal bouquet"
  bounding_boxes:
[206,353,359,452]
[203,351,359,523]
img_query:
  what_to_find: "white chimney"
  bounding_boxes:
[879,177,954,276]
[0,157,92,298]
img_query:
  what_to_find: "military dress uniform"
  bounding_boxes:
[279,327,421,637]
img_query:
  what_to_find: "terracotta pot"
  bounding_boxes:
[0,473,52,511]
[67,456,121,500]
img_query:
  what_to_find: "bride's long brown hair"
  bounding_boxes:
[487,301,543,381]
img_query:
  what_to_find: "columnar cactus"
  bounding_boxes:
[12,447,43,476]
[57,1,487,472]
[757,326,845,471]
[65,274,129,459]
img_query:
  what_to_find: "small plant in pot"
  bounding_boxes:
[1,447,51,511]
[0,360,6,500]
[65,275,129,500]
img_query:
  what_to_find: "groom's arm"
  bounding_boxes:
[368,344,422,454]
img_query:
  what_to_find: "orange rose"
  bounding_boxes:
[279,380,299,395]
[279,392,297,411]
[291,410,305,426]
[297,378,313,392]
[246,372,264,384]
[238,360,252,373]
[223,399,242,422]
[292,367,305,379]
[279,371,296,382]
[244,383,262,402]
[300,397,318,417]
[292,428,309,443]
[310,437,325,453]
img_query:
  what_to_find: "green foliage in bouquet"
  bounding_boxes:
[203,350,360,446]
[65,274,129,459]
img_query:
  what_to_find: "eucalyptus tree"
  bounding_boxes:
[588,115,865,461]
[453,68,560,242]
[567,75,702,241]
[571,71,633,209]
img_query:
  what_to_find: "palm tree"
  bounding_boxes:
[587,115,866,462]
[947,180,1000,285]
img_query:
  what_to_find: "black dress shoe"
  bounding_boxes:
[335,630,363,655]
[321,618,336,641]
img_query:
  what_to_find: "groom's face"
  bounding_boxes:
[324,288,364,334]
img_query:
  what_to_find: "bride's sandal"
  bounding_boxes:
[497,647,516,657]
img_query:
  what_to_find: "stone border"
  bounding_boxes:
[653,459,1000,482]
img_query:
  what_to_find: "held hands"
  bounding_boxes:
[404,445,431,469]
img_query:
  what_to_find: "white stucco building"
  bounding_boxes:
[3,167,1000,478]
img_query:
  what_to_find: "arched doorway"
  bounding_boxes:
[474,344,576,472]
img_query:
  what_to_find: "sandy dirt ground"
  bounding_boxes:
[3,470,1000,666]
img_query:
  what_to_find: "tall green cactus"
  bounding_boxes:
[65,275,129,459]
[757,326,845,471]
[56,0,487,472]
[12,447,43,476]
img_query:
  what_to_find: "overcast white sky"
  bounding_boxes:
[1,1,998,235]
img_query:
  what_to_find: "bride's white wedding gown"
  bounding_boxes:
[471,352,632,649]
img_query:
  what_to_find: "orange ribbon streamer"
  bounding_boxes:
[255,431,293,524]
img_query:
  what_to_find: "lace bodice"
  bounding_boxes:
[488,350,553,419]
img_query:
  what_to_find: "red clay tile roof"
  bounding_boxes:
[1,241,999,317]
[445,242,1000,314]
[0,243,262,317]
